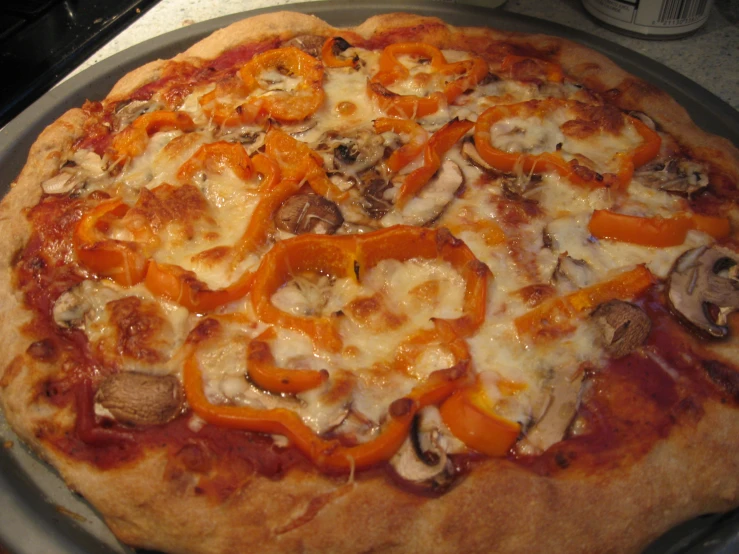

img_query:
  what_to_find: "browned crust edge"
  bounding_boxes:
[0,11,737,554]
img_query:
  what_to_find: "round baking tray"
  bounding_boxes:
[0,2,737,553]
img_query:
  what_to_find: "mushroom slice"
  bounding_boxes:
[667,245,739,338]
[315,129,385,176]
[359,169,393,219]
[277,119,318,136]
[114,99,163,131]
[53,288,91,329]
[95,372,184,426]
[274,193,344,235]
[634,158,708,195]
[388,407,458,495]
[461,140,494,171]
[519,371,584,454]
[42,173,77,195]
[381,160,464,227]
[591,300,651,358]
[552,255,594,291]
[283,35,327,58]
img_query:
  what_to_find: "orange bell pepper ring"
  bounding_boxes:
[589,209,731,247]
[251,233,358,352]
[238,47,325,123]
[246,327,328,394]
[440,378,520,457]
[264,128,347,201]
[73,198,148,286]
[183,339,468,472]
[500,54,564,83]
[110,111,195,161]
[473,100,661,190]
[369,42,488,119]
[514,265,655,341]
[144,261,253,313]
[177,141,253,183]
[373,118,429,173]
[321,36,358,68]
[395,118,473,208]
[198,78,268,128]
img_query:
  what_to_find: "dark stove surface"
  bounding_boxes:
[0,0,161,128]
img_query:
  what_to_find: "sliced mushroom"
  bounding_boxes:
[388,407,458,495]
[461,140,494,171]
[95,372,184,426]
[518,371,584,454]
[276,119,318,136]
[591,300,651,358]
[114,99,162,131]
[552,255,594,291]
[381,160,464,227]
[315,129,385,176]
[359,169,393,219]
[634,158,708,195]
[42,173,77,195]
[667,245,739,338]
[217,128,266,154]
[628,111,657,131]
[283,35,327,57]
[53,289,91,329]
[274,193,344,235]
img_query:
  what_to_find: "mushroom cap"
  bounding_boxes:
[274,193,344,235]
[667,245,739,338]
[95,372,184,426]
[591,300,652,358]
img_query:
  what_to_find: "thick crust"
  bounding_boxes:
[1,11,738,554]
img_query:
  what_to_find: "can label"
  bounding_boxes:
[583,0,713,36]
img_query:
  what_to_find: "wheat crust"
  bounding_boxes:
[0,11,738,554]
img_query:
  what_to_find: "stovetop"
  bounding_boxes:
[0,0,161,128]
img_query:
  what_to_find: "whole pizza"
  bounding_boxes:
[0,11,737,554]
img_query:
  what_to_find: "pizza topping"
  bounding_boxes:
[95,372,184,426]
[114,99,164,131]
[634,158,709,195]
[273,193,344,235]
[667,245,739,338]
[519,371,584,454]
[388,406,458,495]
[53,287,92,329]
[590,300,651,358]
[321,37,359,69]
[283,34,327,58]
[473,99,662,190]
[382,159,464,227]
[237,46,325,123]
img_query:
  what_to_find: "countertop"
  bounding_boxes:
[66,0,739,111]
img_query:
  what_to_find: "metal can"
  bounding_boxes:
[582,0,714,39]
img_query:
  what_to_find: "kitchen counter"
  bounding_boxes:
[67,0,738,111]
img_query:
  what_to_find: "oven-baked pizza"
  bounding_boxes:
[0,11,737,554]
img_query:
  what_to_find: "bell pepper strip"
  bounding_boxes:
[369,43,488,119]
[499,55,564,83]
[251,233,358,352]
[264,129,347,201]
[374,118,429,173]
[440,378,520,457]
[321,37,358,69]
[473,100,662,190]
[238,47,325,123]
[395,118,474,209]
[109,111,196,161]
[246,327,328,394]
[73,198,148,286]
[144,261,253,313]
[514,265,655,340]
[183,344,468,472]
[589,210,731,247]
[177,141,253,183]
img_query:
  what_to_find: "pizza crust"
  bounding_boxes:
[0,11,738,554]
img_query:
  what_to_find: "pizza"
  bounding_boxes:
[0,10,738,554]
